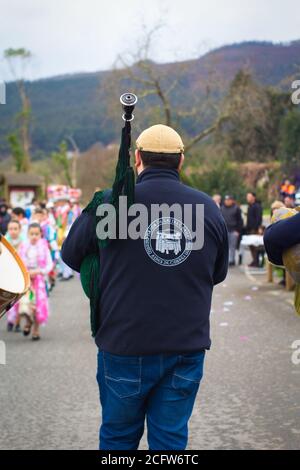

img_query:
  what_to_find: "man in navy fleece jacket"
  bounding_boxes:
[61,124,228,451]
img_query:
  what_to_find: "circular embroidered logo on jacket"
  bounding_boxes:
[144,217,193,266]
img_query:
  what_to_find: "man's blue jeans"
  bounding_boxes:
[96,349,205,450]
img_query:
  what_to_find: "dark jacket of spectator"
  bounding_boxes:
[246,202,262,233]
[0,204,11,235]
[221,204,244,233]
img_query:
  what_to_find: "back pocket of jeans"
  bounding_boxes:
[103,351,142,398]
[172,351,205,397]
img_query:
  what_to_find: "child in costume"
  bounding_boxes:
[5,219,25,332]
[32,208,59,291]
[19,223,53,340]
[55,200,74,281]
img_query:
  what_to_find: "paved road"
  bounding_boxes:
[0,265,300,450]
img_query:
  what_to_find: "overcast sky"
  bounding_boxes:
[0,0,299,81]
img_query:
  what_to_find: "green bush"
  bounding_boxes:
[182,158,249,203]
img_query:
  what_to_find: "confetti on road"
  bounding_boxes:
[251,286,259,291]
[219,322,229,327]
[239,336,250,341]
[223,307,230,312]
[244,295,252,301]
[223,301,234,306]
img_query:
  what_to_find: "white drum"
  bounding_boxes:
[0,236,30,319]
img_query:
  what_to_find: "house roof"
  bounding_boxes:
[1,172,44,187]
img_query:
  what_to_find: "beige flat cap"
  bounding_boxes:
[136,124,184,154]
[271,200,285,211]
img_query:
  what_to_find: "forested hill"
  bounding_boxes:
[1,40,299,158]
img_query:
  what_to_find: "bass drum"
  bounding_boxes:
[0,235,30,319]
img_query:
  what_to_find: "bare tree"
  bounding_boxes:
[4,48,32,172]
[51,141,72,187]
[66,135,80,188]
[217,70,291,162]
[101,26,224,152]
